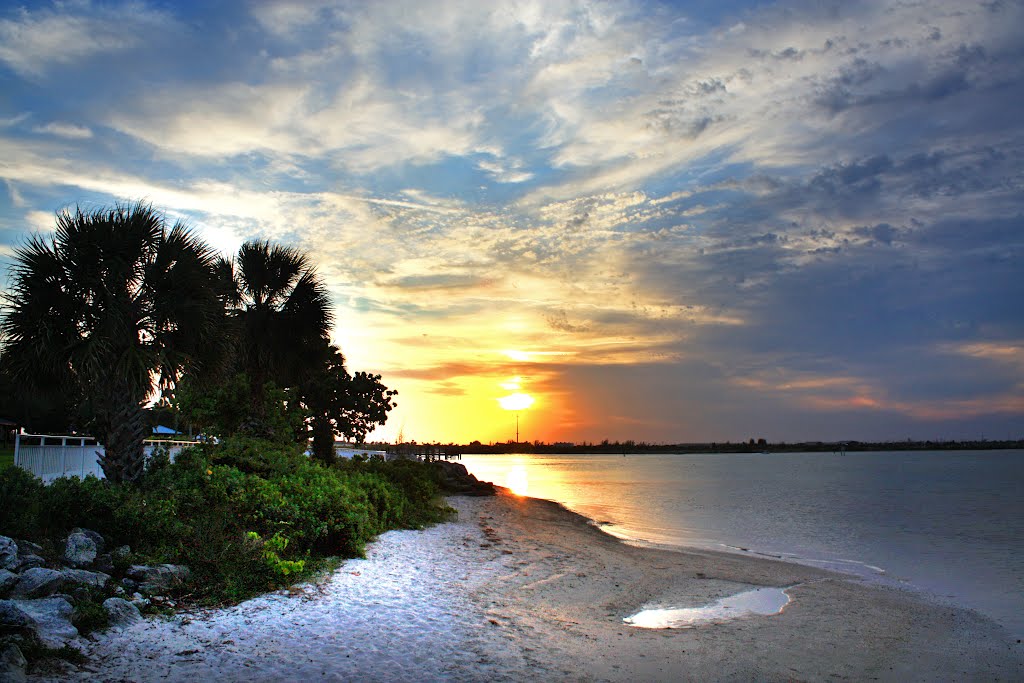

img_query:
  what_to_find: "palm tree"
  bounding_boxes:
[0,202,223,482]
[220,240,333,432]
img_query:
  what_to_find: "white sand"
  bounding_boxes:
[31,492,1024,682]
[34,498,525,682]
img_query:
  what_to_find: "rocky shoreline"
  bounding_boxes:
[0,530,190,682]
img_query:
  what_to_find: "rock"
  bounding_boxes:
[0,570,18,597]
[67,586,93,606]
[60,568,110,590]
[126,564,190,593]
[120,578,138,591]
[13,542,44,573]
[0,641,27,683]
[102,597,142,628]
[93,553,115,574]
[8,597,78,648]
[10,568,65,599]
[111,545,131,561]
[13,555,44,572]
[130,593,150,610]
[63,531,98,568]
[0,600,30,629]
[15,541,42,556]
[71,528,105,555]
[432,460,497,496]
[0,537,17,571]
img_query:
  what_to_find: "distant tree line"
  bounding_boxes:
[454,438,1024,455]
[0,202,396,482]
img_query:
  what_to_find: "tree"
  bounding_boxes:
[0,203,222,482]
[218,240,333,434]
[302,344,397,463]
[174,372,305,441]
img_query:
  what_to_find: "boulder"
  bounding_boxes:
[93,554,115,574]
[15,541,42,556]
[94,546,131,575]
[60,568,110,590]
[14,542,44,573]
[0,641,27,683]
[7,597,78,648]
[102,597,143,628]
[71,528,105,555]
[0,600,30,629]
[63,531,98,568]
[126,564,190,593]
[0,570,17,597]
[13,555,44,573]
[10,568,65,599]
[0,537,17,571]
[432,460,496,496]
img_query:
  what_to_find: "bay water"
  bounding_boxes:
[460,450,1024,638]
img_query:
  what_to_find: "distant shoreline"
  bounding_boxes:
[373,440,1024,455]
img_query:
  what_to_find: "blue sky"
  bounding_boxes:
[1,0,1022,444]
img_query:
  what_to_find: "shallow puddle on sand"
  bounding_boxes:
[624,586,792,629]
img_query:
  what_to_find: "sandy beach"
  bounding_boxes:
[33,490,1024,682]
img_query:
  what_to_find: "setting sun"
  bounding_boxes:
[498,393,535,411]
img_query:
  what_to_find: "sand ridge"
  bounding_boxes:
[30,490,1024,682]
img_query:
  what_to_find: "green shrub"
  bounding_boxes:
[71,596,110,635]
[0,439,450,606]
[0,466,45,537]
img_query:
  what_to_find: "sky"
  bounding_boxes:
[1,0,1022,445]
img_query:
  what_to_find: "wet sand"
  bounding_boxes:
[34,490,1024,682]
[470,491,1023,681]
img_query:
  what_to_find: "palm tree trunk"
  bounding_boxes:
[98,388,148,483]
[311,414,336,465]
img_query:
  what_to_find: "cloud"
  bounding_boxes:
[1,0,1022,441]
[0,3,172,77]
[476,158,534,184]
[32,122,93,139]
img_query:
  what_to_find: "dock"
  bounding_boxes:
[386,444,462,462]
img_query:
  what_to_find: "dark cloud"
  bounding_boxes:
[544,310,590,333]
[852,223,900,245]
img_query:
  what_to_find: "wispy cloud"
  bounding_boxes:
[0,3,172,77]
[32,122,93,139]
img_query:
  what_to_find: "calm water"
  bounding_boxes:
[461,450,1024,638]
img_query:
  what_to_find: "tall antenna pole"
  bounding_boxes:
[516,413,519,443]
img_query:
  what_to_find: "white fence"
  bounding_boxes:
[14,433,200,483]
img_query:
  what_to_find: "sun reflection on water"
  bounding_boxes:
[506,465,529,496]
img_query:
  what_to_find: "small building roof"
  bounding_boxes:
[152,425,180,435]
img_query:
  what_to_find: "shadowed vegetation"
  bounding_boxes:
[0,439,448,604]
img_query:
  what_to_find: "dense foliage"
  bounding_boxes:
[0,203,223,482]
[0,440,448,604]
[0,203,397,460]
